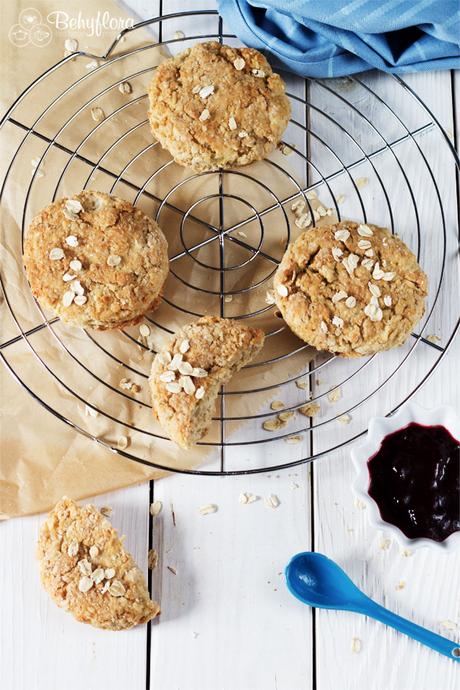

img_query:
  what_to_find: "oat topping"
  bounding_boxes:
[62,290,74,307]
[108,580,126,597]
[78,559,92,577]
[357,224,373,237]
[107,254,122,267]
[195,386,205,400]
[199,108,210,121]
[252,68,266,78]
[364,302,383,322]
[332,290,348,303]
[334,228,350,242]
[320,320,328,333]
[67,539,79,557]
[169,353,183,371]
[165,382,182,393]
[228,116,237,130]
[65,235,79,247]
[89,545,99,559]
[74,295,87,306]
[180,375,196,395]
[345,296,356,308]
[383,295,392,307]
[63,272,76,282]
[342,253,359,275]
[199,85,214,99]
[361,258,374,271]
[49,247,64,261]
[179,339,190,354]
[332,315,344,328]
[368,282,381,298]
[277,284,289,297]
[357,239,371,250]
[233,57,245,70]
[78,576,94,593]
[332,247,343,261]
[69,259,82,272]
[178,361,194,375]
[140,323,151,338]
[364,248,374,257]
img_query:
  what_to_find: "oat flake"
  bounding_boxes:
[233,57,245,70]
[199,504,217,515]
[150,500,162,517]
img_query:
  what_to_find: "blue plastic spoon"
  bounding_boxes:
[285,552,460,661]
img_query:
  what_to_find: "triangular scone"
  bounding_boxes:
[37,497,160,630]
[150,316,265,448]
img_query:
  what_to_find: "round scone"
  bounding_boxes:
[148,41,291,172]
[150,316,265,448]
[23,191,169,330]
[37,497,160,630]
[273,221,428,357]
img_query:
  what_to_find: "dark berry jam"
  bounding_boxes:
[368,423,460,542]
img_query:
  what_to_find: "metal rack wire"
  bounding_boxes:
[0,10,459,475]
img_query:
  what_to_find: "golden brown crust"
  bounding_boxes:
[23,191,169,330]
[148,42,291,172]
[150,316,265,448]
[274,221,427,357]
[37,497,160,630]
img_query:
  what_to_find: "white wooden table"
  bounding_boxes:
[1,2,459,689]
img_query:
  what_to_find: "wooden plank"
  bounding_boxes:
[149,470,313,690]
[0,484,150,690]
[310,69,460,690]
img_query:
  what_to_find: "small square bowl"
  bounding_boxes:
[351,402,460,552]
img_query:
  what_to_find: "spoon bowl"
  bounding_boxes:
[285,552,367,611]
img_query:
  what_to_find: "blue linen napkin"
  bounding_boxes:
[218,0,460,77]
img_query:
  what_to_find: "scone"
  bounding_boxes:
[23,191,169,330]
[150,316,265,448]
[148,41,291,172]
[273,221,427,357]
[37,497,160,630]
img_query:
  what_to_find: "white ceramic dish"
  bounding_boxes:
[351,402,460,552]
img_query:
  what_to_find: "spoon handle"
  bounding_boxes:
[363,599,460,661]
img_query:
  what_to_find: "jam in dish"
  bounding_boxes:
[368,423,460,542]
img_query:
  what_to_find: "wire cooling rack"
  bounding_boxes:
[1,10,459,475]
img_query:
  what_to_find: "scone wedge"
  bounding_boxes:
[150,316,265,448]
[37,497,160,630]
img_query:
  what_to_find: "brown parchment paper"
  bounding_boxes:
[0,1,333,518]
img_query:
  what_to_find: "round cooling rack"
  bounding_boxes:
[1,10,459,475]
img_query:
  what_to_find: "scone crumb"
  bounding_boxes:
[148,549,158,570]
[327,387,342,403]
[338,413,351,424]
[116,435,129,450]
[286,435,302,444]
[270,400,285,411]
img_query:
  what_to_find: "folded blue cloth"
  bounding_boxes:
[218,0,460,77]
